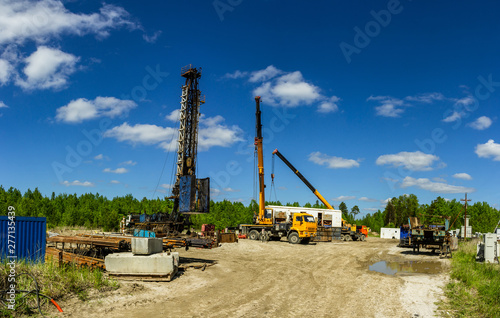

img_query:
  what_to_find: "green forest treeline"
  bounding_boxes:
[1,187,499,233]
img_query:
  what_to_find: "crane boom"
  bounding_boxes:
[255,96,266,222]
[272,149,334,210]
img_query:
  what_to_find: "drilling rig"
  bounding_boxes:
[125,65,210,237]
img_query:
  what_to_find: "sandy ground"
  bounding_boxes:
[54,238,450,318]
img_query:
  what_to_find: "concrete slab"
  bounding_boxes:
[105,252,179,279]
[131,237,163,255]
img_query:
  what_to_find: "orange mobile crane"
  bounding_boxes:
[272,149,367,241]
[239,97,317,244]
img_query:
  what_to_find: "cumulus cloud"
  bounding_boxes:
[15,46,78,90]
[475,139,500,161]
[110,180,120,184]
[103,167,128,174]
[62,180,94,187]
[376,151,441,171]
[359,197,378,202]
[317,96,340,113]
[308,151,360,169]
[453,173,472,180]
[442,111,462,123]
[401,176,475,194]
[105,115,243,152]
[94,154,104,160]
[367,95,406,117]
[165,109,180,122]
[331,195,356,201]
[0,101,7,108]
[468,116,492,130]
[249,65,282,82]
[56,96,137,123]
[0,0,139,46]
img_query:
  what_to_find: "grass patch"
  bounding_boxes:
[1,259,119,317]
[439,240,500,317]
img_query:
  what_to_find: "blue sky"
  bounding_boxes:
[1,0,500,216]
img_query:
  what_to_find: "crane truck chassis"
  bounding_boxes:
[240,208,316,244]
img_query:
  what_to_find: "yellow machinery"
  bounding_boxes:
[239,97,317,244]
[272,149,367,241]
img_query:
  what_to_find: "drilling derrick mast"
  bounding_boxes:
[169,65,210,231]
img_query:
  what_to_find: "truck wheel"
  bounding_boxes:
[360,235,366,241]
[345,235,352,241]
[288,232,300,244]
[341,234,346,241]
[249,230,259,240]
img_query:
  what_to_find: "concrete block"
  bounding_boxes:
[131,237,163,255]
[105,252,179,277]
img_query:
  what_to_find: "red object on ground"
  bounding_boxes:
[51,299,63,312]
[238,234,247,239]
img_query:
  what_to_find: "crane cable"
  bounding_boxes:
[269,154,278,203]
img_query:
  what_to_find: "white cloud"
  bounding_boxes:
[160,184,173,189]
[165,109,180,122]
[223,187,239,192]
[453,173,472,180]
[249,65,282,82]
[405,92,445,104]
[359,197,378,202]
[367,95,406,117]
[332,195,356,201]
[469,116,492,130]
[381,198,392,207]
[142,30,161,43]
[56,96,137,123]
[0,58,12,84]
[103,167,128,174]
[401,176,475,193]
[317,96,340,113]
[432,177,447,183]
[224,70,248,79]
[442,111,462,123]
[376,151,441,171]
[94,154,103,160]
[364,208,379,212]
[120,160,137,166]
[0,101,8,108]
[475,139,500,161]
[105,115,243,152]
[0,0,139,46]
[308,151,360,169]
[454,96,475,107]
[62,180,94,187]
[197,115,244,151]
[110,180,120,184]
[16,46,78,90]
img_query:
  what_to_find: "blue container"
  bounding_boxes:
[133,229,156,237]
[0,216,46,263]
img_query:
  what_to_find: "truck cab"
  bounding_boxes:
[288,212,317,244]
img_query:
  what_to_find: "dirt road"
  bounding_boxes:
[59,238,450,318]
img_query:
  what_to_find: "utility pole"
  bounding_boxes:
[461,193,471,240]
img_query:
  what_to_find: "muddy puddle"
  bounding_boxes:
[369,260,443,276]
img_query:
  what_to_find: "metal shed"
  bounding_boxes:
[0,216,46,263]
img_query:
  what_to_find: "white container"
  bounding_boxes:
[484,233,498,264]
[131,237,163,255]
[461,226,472,238]
[266,205,342,227]
[380,227,400,239]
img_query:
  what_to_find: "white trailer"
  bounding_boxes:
[380,227,400,239]
[266,205,342,227]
